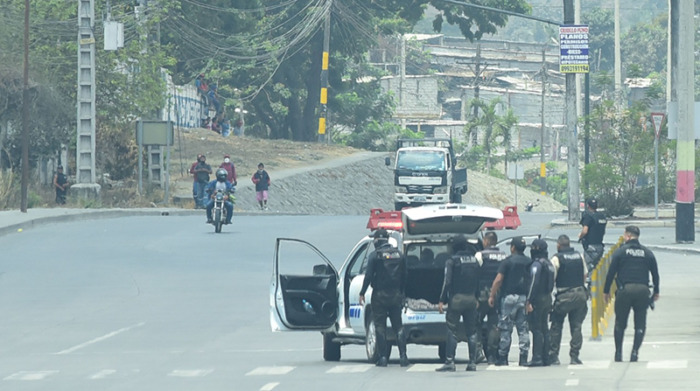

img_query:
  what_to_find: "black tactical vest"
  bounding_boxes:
[616,241,654,286]
[533,257,555,296]
[583,211,608,245]
[450,253,481,296]
[478,247,506,292]
[555,249,585,288]
[373,247,404,292]
[502,254,532,295]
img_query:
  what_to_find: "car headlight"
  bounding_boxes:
[433,186,448,194]
[395,186,407,193]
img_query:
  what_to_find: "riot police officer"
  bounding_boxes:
[359,229,410,367]
[476,231,506,364]
[604,225,660,362]
[578,198,608,272]
[488,236,532,366]
[549,235,588,365]
[436,235,481,372]
[525,239,555,367]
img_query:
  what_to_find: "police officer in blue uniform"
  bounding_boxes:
[604,225,660,362]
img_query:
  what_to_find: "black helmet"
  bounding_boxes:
[216,168,228,182]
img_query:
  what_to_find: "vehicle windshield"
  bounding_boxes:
[397,150,446,171]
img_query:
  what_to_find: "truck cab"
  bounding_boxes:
[386,138,468,210]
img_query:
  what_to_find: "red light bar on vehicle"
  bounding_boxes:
[367,208,403,231]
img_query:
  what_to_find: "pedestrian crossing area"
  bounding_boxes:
[2,360,690,381]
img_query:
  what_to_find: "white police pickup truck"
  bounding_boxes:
[269,204,504,362]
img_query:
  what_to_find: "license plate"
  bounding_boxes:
[413,196,427,202]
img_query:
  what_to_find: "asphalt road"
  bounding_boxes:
[0,213,698,390]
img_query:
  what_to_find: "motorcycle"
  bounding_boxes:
[211,189,230,233]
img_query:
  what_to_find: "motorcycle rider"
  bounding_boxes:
[205,168,235,225]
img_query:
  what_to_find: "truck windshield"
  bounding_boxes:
[397,150,445,171]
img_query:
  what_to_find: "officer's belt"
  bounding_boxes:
[555,286,585,295]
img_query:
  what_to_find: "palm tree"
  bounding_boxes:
[465,97,518,174]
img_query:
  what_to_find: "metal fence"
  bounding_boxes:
[590,235,625,340]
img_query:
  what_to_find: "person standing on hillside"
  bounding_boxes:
[251,163,271,210]
[604,225,660,363]
[219,154,237,186]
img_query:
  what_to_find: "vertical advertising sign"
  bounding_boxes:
[559,24,589,73]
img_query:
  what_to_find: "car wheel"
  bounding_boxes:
[438,342,447,361]
[323,333,341,362]
[365,318,379,363]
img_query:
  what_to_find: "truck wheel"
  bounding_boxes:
[323,333,341,361]
[451,191,462,204]
[438,342,447,361]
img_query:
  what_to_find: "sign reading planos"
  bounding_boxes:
[559,24,589,74]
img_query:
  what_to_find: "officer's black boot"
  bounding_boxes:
[630,328,645,362]
[375,330,388,367]
[397,329,410,367]
[495,353,508,366]
[466,334,478,371]
[528,331,545,367]
[519,352,529,367]
[474,340,487,364]
[614,327,624,362]
[542,332,551,366]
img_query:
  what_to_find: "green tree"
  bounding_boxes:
[464,97,517,174]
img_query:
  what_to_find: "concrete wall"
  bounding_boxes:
[380,75,442,119]
[161,73,204,129]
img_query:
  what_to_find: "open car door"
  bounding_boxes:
[270,238,340,332]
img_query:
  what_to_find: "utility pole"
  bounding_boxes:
[74,0,100,199]
[539,47,547,195]
[317,5,330,142]
[563,0,581,222]
[471,44,482,146]
[613,0,622,109]
[670,0,695,243]
[20,0,29,212]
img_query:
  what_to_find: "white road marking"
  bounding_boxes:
[567,360,610,369]
[326,365,370,373]
[54,322,146,355]
[485,365,527,371]
[168,369,214,377]
[565,379,580,386]
[406,364,441,372]
[89,369,117,379]
[260,383,280,391]
[4,370,59,380]
[246,367,295,376]
[647,360,688,369]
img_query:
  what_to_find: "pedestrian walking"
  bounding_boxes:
[359,229,410,367]
[488,236,532,366]
[251,163,271,210]
[549,235,588,365]
[578,198,608,272]
[475,231,506,364]
[435,235,481,372]
[604,225,660,362]
[525,239,555,367]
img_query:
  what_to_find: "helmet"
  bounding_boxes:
[216,168,228,182]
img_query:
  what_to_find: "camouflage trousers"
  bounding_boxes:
[584,244,604,271]
[497,294,530,357]
[549,286,587,359]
